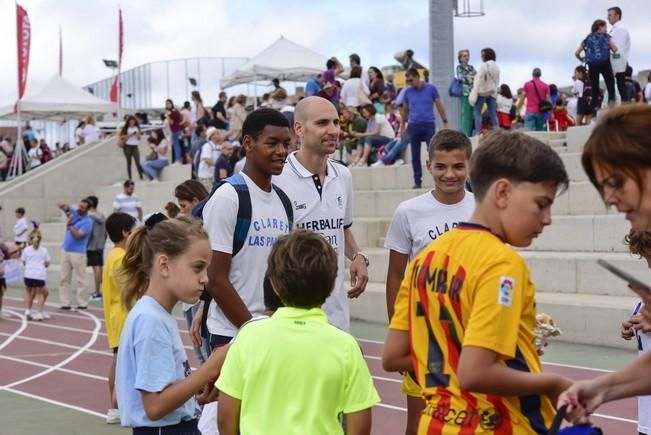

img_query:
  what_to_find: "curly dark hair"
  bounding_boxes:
[625,229,651,258]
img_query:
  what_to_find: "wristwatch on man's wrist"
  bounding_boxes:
[352,252,370,267]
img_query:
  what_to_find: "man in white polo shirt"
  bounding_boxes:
[607,6,631,102]
[274,96,369,331]
[112,180,143,223]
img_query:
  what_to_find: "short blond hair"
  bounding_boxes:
[457,49,470,62]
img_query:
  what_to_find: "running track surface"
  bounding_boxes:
[0,297,638,434]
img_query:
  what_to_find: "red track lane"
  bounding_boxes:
[0,298,638,434]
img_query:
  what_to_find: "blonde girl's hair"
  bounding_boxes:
[30,231,42,249]
[120,216,209,311]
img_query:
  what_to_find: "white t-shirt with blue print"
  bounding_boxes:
[115,295,196,428]
[202,172,290,337]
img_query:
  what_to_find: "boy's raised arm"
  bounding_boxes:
[458,345,571,403]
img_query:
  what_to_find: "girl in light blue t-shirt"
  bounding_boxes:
[115,215,227,434]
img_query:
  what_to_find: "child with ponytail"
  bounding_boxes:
[115,216,225,434]
[21,232,50,321]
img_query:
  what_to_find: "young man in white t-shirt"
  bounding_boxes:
[383,129,475,435]
[13,207,30,250]
[112,180,143,223]
[273,96,369,332]
[620,229,651,435]
[201,108,292,348]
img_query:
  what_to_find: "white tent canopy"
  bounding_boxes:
[220,36,327,89]
[0,74,116,121]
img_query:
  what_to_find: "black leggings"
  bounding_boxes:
[123,145,143,180]
[588,62,616,108]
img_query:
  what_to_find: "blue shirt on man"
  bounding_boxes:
[62,208,93,254]
[396,82,440,124]
[116,295,197,428]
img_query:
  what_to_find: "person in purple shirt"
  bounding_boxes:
[396,68,449,189]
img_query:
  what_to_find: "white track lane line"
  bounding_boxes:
[0,308,101,390]
[0,331,113,356]
[0,309,28,352]
[3,387,106,419]
[0,354,107,382]
[2,317,198,353]
[361,350,617,375]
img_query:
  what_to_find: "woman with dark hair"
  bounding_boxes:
[558,105,651,423]
[341,66,370,108]
[141,129,170,182]
[192,91,211,127]
[456,49,477,136]
[164,99,184,163]
[352,104,395,166]
[575,19,618,109]
[496,84,514,129]
[470,47,500,134]
[119,116,143,180]
[368,66,386,113]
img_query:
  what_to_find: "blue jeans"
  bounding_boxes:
[407,122,436,186]
[363,135,392,148]
[473,95,499,133]
[183,304,210,364]
[382,138,408,163]
[171,131,182,162]
[524,113,546,131]
[141,159,169,180]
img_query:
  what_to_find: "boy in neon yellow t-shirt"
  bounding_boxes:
[102,212,136,424]
[216,230,380,434]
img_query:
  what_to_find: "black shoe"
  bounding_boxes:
[412,183,422,189]
[59,305,71,311]
[76,305,88,310]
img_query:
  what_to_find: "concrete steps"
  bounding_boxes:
[348,282,636,349]
[354,248,647,297]
[349,213,628,253]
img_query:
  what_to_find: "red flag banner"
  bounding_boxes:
[109,77,118,102]
[16,4,31,101]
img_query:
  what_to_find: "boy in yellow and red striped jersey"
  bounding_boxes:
[383,130,573,434]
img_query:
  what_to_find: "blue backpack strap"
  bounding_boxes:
[228,173,252,257]
[271,183,294,230]
[190,173,251,258]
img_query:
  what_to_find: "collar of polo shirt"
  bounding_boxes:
[287,151,340,180]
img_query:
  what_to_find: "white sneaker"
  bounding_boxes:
[395,158,405,165]
[40,311,51,320]
[106,408,121,424]
[371,160,385,167]
[31,312,43,321]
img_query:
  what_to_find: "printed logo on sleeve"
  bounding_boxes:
[497,276,515,307]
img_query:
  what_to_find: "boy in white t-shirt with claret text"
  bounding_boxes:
[383,128,475,435]
[620,229,651,435]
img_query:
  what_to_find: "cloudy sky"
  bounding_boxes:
[0,0,650,106]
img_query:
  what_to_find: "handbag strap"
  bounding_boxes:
[548,405,567,435]
[531,80,542,101]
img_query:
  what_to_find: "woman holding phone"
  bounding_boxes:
[559,104,651,423]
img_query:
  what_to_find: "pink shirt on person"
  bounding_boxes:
[523,78,550,114]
